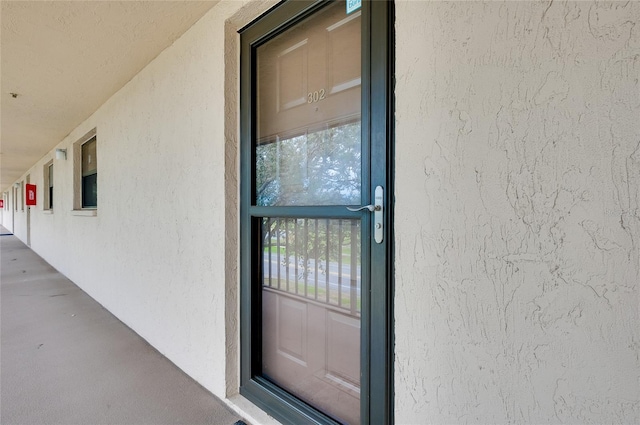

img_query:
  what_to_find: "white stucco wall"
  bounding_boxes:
[7,0,272,402]
[395,1,639,424]
[6,0,639,424]
[0,189,17,232]
[10,183,30,238]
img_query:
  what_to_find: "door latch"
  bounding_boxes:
[346,186,384,243]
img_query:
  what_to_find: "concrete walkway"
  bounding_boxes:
[0,227,244,425]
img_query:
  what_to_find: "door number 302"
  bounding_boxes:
[307,89,326,103]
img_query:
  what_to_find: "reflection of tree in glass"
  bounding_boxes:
[256,122,361,206]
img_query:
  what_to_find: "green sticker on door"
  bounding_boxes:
[346,0,361,14]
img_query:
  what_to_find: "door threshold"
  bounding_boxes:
[225,394,284,425]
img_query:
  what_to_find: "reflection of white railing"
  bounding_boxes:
[262,217,361,315]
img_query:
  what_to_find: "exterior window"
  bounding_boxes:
[81,136,97,208]
[72,130,97,212]
[44,161,53,210]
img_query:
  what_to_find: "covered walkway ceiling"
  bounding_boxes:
[1,0,218,192]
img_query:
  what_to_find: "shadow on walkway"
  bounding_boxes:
[0,227,244,425]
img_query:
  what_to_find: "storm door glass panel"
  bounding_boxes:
[256,122,361,206]
[256,1,361,207]
[255,2,362,424]
[262,218,361,425]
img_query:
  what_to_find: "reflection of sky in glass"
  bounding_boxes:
[256,122,361,206]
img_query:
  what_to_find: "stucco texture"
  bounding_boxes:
[1,2,277,420]
[395,1,639,424]
[4,0,245,400]
[3,0,639,424]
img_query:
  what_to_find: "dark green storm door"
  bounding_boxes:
[239,1,393,423]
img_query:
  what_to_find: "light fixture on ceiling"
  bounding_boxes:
[14,183,20,188]
[55,148,67,160]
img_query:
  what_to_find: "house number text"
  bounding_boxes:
[307,89,326,103]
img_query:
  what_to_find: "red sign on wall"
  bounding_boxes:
[26,184,36,206]
[0,199,3,208]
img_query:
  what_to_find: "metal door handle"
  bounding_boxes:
[346,205,378,212]
[346,186,384,244]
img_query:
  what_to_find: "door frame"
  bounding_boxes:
[239,1,394,423]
